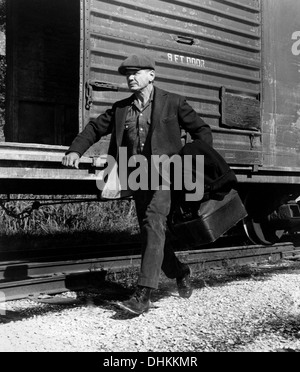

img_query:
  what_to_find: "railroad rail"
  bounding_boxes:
[1,240,300,302]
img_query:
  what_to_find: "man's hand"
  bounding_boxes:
[62,152,80,169]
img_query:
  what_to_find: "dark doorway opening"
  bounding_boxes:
[5,0,80,145]
[0,0,6,142]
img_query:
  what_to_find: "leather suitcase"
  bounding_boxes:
[171,189,248,247]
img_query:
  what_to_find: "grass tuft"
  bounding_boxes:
[0,195,139,240]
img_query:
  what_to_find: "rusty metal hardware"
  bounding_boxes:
[250,133,255,150]
[85,82,93,110]
[85,80,119,110]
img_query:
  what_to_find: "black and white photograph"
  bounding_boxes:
[1,0,300,355]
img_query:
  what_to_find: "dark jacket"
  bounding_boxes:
[68,87,213,158]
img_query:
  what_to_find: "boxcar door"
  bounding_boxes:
[262,0,300,170]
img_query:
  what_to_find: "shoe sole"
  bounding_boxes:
[115,301,151,315]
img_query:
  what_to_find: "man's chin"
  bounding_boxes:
[128,84,140,90]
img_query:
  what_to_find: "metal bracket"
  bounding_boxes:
[85,80,119,110]
[249,133,255,150]
[176,36,194,45]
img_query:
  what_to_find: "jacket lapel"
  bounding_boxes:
[115,103,129,148]
[151,87,168,134]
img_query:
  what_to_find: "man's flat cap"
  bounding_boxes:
[118,54,156,75]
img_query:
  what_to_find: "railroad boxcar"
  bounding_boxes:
[0,0,300,245]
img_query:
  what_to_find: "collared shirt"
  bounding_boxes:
[122,88,154,157]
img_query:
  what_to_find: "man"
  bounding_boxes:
[62,53,213,315]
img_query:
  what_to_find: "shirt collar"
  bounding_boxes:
[132,86,154,110]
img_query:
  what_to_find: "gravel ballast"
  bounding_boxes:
[1,260,300,352]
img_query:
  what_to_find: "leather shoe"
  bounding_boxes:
[116,286,152,315]
[177,265,193,298]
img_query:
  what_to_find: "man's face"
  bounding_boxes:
[125,69,155,92]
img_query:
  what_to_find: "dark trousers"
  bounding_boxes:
[134,189,185,289]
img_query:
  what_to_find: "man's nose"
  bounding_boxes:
[127,74,135,81]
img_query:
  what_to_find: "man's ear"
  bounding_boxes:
[149,70,155,83]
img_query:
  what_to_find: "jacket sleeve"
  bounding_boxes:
[178,96,213,147]
[67,107,114,156]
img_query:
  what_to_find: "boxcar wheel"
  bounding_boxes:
[243,216,284,246]
[242,192,285,246]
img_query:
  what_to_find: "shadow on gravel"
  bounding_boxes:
[0,279,183,323]
[0,279,134,324]
[0,302,84,325]
[261,313,300,352]
[2,261,300,324]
